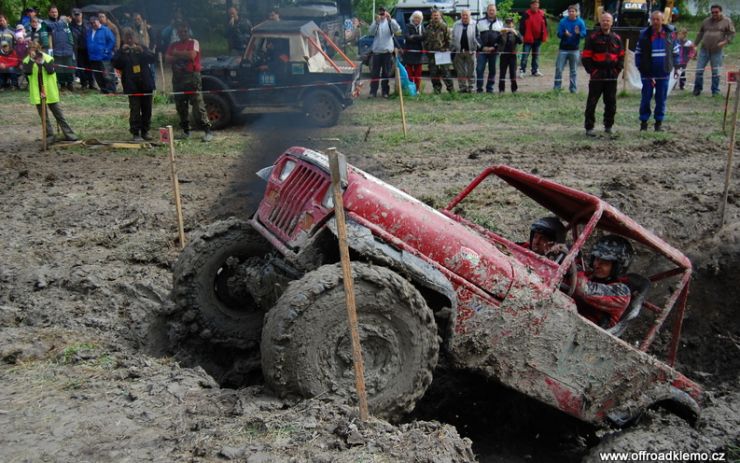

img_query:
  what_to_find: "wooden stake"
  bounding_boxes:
[622,39,630,94]
[722,82,732,133]
[159,52,167,94]
[395,60,408,138]
[166,125,187,249]
[41,96,48,151]
[327,147,369,422]
[719,73,740,227]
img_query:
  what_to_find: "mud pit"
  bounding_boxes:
[1,92,739,462]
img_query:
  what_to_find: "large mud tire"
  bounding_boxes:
[172,218,269,349]
[261,263,439,421]
[303,90,341,127]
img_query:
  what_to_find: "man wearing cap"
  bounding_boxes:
[368,6,400,98]
[45,6,76,90]
[0,39,21,89]
[70,8,94,90]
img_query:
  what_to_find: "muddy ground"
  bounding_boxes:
[1,65,739,462]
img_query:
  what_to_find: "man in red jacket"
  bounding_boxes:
[519,0,548,77]
[582,12,624,136]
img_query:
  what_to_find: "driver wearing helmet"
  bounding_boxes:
[573,235,633,328]
[523,216,569,260]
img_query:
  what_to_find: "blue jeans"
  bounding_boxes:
[693,48,723,95]
[554,50,579,92]
[520,41,541,74]
[476,50,497,92]
[640,76,669,122]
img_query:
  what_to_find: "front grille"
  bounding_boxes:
[266,164,329,241]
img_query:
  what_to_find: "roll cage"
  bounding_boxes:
[442,165,692,367]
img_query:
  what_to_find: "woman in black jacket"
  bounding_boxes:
[112,28,156,141]
[403,10,424,92]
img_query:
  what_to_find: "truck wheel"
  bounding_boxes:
[171,218,271,349]
[261,263,439,421]
[204,93,232,130]
[304,90,341,127]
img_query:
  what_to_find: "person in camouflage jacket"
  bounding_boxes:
[423,10,454,93]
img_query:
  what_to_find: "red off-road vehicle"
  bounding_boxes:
[171,146,702,426]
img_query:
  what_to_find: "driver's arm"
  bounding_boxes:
[573,272,631,325]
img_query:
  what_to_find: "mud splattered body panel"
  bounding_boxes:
[253,148,703,426]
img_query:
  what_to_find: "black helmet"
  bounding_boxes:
[590,235,634,278]
[529,216,566,247]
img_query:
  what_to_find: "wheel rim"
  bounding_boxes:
[324,315,403,395]
[206,101,223,123]
[213,256,261,314]
[309,95,335,124]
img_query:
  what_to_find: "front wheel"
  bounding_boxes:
[303,90,341,127]
[261,263,439,421]
[171,218,272,349]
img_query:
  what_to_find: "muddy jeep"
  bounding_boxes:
[171,147,703,426]
[200,21,359,129]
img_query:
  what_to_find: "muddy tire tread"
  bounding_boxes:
[262,262,439,421]
[171,218,268,349]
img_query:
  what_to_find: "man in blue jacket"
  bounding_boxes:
[45,6,76,90]
[553,5,586,93]
[86,15,116,94]
[635,11,679,132]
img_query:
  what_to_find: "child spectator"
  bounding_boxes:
[674,28,695,91]
[498,18,521,93]
[0,40,20,89]
[14,24,28,60]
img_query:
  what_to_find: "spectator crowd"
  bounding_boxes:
[366,0,735,134]
[0,3,735,143]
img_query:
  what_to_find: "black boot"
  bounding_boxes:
[654,121,663,132]
[640,121,648,131]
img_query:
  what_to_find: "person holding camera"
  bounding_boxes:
[22,41,78,144]
[166,21,212,142]
[112,28,156,141]
[368,6,400,98]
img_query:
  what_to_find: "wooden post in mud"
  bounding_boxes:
[723,77,735,133]
[719,72,740,227]
[158,53,167,94]
[41,96,48,151]
[327,147,369,422]
[395,60,408,138]
[622,39,630,94]
[162,125,187,248]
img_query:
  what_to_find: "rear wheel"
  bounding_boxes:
[203,93,232,130]
[261,263,439,421]
[304,90,341,127]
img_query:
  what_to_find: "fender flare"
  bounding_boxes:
[606,385,701,427]
[200,76,237,109]
[326,218,457,313]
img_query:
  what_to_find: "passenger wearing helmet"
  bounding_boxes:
[522,216,568,259]
[573,235,633,328]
